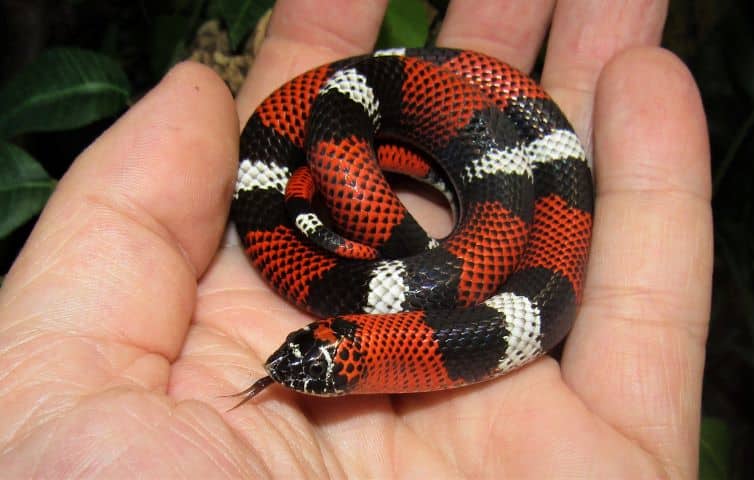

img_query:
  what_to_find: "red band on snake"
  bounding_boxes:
[231,48,593,401]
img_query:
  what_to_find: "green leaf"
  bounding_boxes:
[216,0,274,50]
[150,15,192,76]
[699,417,732,480]
[0,47,131,139]
[377,0,431,49]
[0,141,56,238]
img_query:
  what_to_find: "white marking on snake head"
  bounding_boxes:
[288,342,303,359]
[319,345,335,383]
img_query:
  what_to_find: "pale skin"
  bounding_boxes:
[0,0,711,478]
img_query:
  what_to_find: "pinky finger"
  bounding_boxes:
[562,47,712,479]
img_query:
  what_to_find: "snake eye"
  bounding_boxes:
[307,359,327,378]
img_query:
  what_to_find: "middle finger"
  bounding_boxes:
[541,0,668,145]
[436,0,556,72]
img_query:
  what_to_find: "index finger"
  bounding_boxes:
[236,0,389,121]
[562,48,711,478]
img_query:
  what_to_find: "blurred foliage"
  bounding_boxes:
[376,0,431,49]
[700,417,733,480]
[0,47,130,239]
[664,1,754,478]
[0,48,130,138]
[0,0,752,476]
[0,142,56,238]
[212,0,274,50]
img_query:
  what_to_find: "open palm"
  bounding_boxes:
[0,0,711,477]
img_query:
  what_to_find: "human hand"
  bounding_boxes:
[0,0,711,478]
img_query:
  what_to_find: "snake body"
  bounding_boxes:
[231,48,593,398]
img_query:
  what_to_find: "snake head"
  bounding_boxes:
[263,319,357,396]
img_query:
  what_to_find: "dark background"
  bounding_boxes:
[1,0,751,477]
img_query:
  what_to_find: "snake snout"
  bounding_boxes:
[264,326,347,396]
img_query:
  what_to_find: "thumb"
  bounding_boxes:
[0,62,237,432]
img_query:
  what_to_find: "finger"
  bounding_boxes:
[435,0,555,72]
[236,0,389,121]
[541,0,667,146]
[0,63,237,421]
[562,47,711,478]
